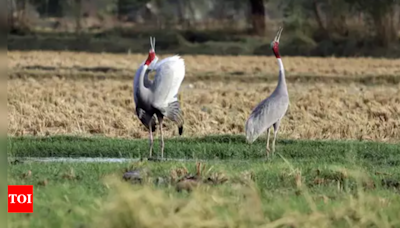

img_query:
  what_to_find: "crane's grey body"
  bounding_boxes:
[134,70,183,131]
[134,64,157,132]
[133,37,185,159]
[133,58,185,128]
[245,66,288,142]
[245,27,289,156]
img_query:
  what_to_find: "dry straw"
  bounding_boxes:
[8,51,400,142]
[95,164,398,228]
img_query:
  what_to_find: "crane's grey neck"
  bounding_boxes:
[274,58,287,95]
[138,64,151,101]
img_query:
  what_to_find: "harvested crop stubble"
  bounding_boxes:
[8,51,400,78]
[8,76,400,142]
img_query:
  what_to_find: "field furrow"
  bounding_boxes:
[9,51,400,78]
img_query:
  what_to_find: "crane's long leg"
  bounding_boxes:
[266,127,271,157]
[148,124,153,158]
[157,115,165,159]
[272,120,281,155]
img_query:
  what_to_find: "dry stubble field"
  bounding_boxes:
[8,51,400,142]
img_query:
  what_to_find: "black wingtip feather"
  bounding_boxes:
[178,126,183,135]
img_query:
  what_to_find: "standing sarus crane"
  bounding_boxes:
[133,37,185,159]
[245,27,289,157]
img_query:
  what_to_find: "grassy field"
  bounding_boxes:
[7,135,400,162]
[7,136,400,228]
[8,51,400,142]
[7,50,400,227]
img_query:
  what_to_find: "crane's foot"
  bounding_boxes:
[266,147,271,158]
[148,147,153,159]
[270,144,276,158]
[147,157,164,162]
[265,149,276,161]
[271,150,276,158]
[146,155,167,162]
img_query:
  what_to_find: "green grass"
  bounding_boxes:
[7,135,400,168]
[7,135,400,228]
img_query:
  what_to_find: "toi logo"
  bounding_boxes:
[8,185,34,213]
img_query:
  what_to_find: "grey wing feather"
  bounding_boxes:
[165,101,184,126]
[164,101,184,135]
[136,107,156,132]
[151,56,185,109]
[245,96,288,143]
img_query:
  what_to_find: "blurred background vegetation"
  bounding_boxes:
[6,0,400,57]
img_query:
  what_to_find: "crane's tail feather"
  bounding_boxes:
[165,101,184,135]
[178,126,183,135]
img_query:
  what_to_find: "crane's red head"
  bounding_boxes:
[145,50,156,66]
[270,26,283,59]
[145,37,156,66]
[270,41,280,58]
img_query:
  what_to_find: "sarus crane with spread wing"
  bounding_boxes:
[245,27,289,157]
[133,37,185,159]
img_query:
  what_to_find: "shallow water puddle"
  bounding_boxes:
[13,157,137,163]
[10,157,209,163]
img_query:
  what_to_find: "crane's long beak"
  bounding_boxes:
[146,36,158,70]
[149,36,156,52]
[274,26,283,43]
